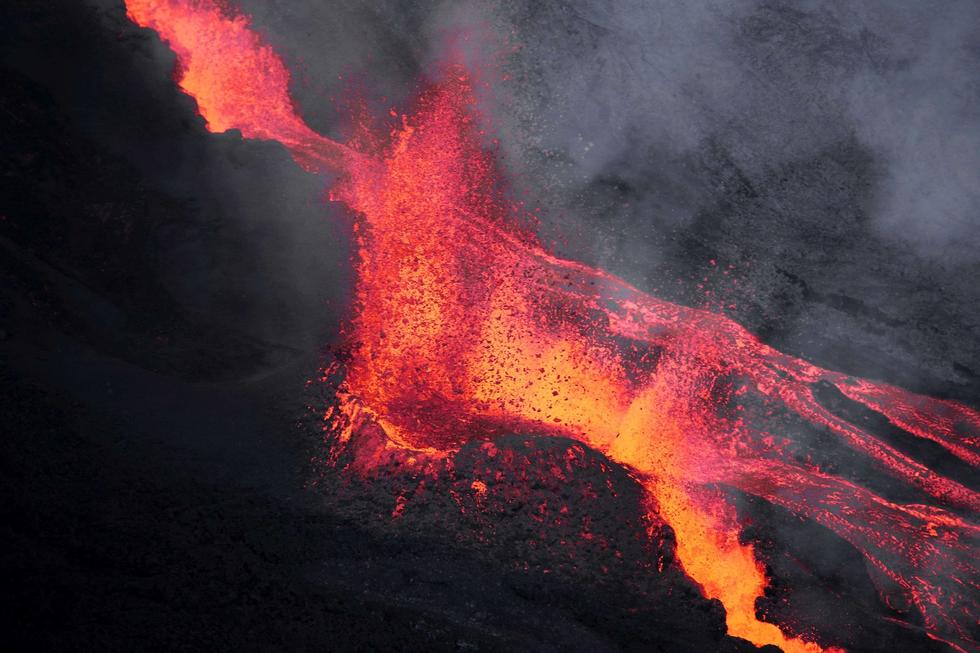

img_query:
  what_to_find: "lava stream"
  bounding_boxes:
[125,2,979,651]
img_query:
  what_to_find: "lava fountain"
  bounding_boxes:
[124,2,979,651]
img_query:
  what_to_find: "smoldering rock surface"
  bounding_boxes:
[1,0,977,652]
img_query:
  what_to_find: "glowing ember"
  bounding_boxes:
[125,2,979,651]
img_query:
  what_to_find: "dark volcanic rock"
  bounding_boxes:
[315,427,758,652]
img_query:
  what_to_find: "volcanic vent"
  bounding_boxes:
[125,2,979,651]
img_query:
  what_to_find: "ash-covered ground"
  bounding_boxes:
[1,1,977,651]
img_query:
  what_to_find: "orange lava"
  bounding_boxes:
[125,0,353,172]
[124,3,980,651]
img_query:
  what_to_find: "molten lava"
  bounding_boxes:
[124,0,353,172]
[125,2,979,651]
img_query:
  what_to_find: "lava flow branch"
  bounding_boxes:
[125,2,979,651]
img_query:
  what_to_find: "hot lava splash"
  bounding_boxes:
[125,2,979,651]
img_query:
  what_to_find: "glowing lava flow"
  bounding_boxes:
[124,0,356,173]
[125,2,979,651]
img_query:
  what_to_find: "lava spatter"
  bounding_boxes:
[124,2,980,651]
